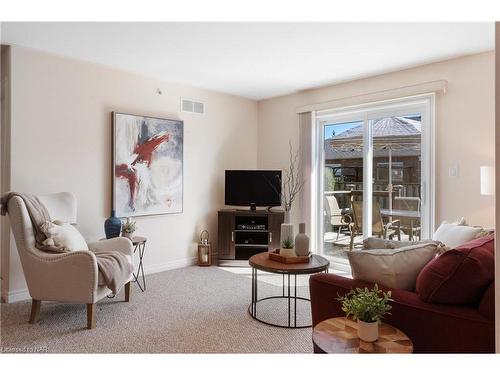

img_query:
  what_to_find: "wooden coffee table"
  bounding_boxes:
[313,317,413,353]
[248,252,329,328]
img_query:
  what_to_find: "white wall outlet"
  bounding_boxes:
[449,163,459,177]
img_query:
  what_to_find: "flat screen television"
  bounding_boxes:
[225,170,282,210]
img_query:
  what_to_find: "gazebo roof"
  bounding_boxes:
[331,117,421,140]
[326,117,421,161]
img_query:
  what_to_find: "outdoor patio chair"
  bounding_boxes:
[324,195,349,240]
[394,196,421,241]
[348,200,401,250]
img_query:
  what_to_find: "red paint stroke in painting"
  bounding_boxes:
[116,132,170,210]
[115,163,139,209]
[133,133,170,167]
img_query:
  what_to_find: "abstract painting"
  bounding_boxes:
[113,112,183,217]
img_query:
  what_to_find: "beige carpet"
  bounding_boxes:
[0,266,314,353]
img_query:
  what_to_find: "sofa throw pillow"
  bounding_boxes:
[347,242,443,291]
[416,234,494,305]
[363,237,441,250]
[41,220,89,252]
[432,220,482,248]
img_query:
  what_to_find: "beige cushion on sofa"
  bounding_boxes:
[432,221,483,248]
[347,242,442,291]
[363,237,439,250]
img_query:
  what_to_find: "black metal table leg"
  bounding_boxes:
[254,268,258,316]
[294,274,297,328]
[282,274,285,296]
[133,241,147,292]
[247,254,329,329]
[287,274,291,327]
[251,268,254,315]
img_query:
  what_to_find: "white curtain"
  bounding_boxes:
[298,111,316,250]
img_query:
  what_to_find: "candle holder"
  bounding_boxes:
[198,230,212,266]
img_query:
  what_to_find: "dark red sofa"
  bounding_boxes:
[309,273,495,353]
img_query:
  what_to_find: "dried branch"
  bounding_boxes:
[281,141,304,212]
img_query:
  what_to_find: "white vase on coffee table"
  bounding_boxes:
[294,223,309,256]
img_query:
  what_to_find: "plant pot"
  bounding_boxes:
[357,320,379,342]
[122,232,134,240]
[280,248,296,257]
[280,223,294,247]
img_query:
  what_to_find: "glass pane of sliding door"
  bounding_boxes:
[322,120,364,260]
[370,115,422,246]
[317,96,432,269]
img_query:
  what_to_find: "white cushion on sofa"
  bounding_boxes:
[347,242,442,291]
[432,221,482,248]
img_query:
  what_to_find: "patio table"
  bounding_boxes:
[381,209,421,241]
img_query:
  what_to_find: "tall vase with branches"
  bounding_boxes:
[280,141,304,224]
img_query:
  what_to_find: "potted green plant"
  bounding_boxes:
[280,237,295,257]
[121,217,137,240]
[337,284,393,342]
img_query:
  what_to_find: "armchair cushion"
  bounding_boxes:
[41,220,89,251]
[347,242,442,291]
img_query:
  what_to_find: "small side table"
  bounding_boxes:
[312,317,413,353]
[131,236,147,292]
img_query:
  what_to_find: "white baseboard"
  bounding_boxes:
[4,256,198,303]
[7,288,31,303]
[144,256,198,275]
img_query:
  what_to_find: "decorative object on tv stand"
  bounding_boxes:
[113,112,183,217]
[337,284,393,342]
[121,217,137,240]
[198,230,212,266]
[104,210,122,239]
[294,223,309,256]
[280,237,295,257]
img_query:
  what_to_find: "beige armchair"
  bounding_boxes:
[6,192,133,329]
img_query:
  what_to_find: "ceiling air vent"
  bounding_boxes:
[181,97,205,115]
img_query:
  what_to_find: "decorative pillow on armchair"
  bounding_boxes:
[416,234,494,305]
[41,220,89,252]
[347,241,443,291]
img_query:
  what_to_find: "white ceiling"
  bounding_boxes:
[1,22,494,100]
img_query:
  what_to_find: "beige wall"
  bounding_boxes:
[258,52,495,230]
[5,46,258,300]
[2,46,496,302]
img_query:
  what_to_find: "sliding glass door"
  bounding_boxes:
[316,95,434,267]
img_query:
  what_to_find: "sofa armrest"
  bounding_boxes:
[23,250,98,303]
[87,237,133,257]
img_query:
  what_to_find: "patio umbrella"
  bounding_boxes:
[328,116,421,213]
